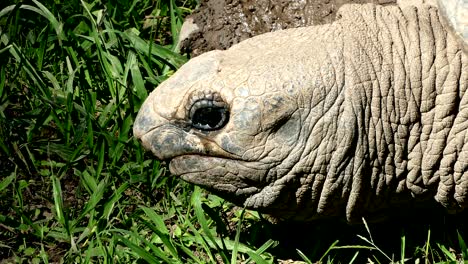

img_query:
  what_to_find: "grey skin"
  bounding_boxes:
[134,2,468,222]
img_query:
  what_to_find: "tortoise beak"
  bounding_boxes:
[133,92,205,160]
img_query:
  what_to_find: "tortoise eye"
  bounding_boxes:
[188,93,229,131]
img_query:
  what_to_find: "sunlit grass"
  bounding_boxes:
[0,0,466,263]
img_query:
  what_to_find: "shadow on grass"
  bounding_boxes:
[239,207,468,262]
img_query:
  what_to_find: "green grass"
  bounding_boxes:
[0,0,466,263]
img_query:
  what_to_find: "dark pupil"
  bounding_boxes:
[192,107,225,129]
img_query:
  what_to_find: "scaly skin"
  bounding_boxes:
[134,3,467,222]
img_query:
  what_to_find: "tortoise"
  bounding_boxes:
[134,0,467,222]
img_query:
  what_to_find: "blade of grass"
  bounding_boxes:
[122,30,186,69]
[458,231,467,261]
[111,115,133,165]
[79,169,98,194]
[425,229,431,264]
[29,0,65,44]
[359,218,392,262]
[51,175,77,252]
[319,239,340,263]
[349,251,360,264]
[76,176,107,224]
[0,173,15,192]
[102,182,129,221]
[140,206,179,259]
[245,250,271,264]
[169,0,182,46]
[252,239,277,257]
[127,51,148,100]
[0,5,16,18]
[114,227,181,264]
[0,61,6,100]
[297,249,313,264]
[401,232,406,263]
[192,186,230,263]
[437,243,457,261]
[116,234,162,263]
[179,206,215,262]
[95,141,105,178]
[230,208,245,264]
[51,175,66,229]
[8,44,49,97]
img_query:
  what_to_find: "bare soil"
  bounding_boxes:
[181,0,397,56]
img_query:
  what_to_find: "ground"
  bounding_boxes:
[181,0,397,56]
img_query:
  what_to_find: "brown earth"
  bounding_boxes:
[181,0,397,56]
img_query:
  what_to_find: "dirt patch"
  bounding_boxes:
[181,0,397,56]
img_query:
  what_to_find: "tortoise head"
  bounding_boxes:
[133,28,340,211]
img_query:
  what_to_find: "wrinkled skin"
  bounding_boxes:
[134,3,468,222]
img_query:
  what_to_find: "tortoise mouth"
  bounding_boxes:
[168,154,241,174]
[169,154,266,194]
